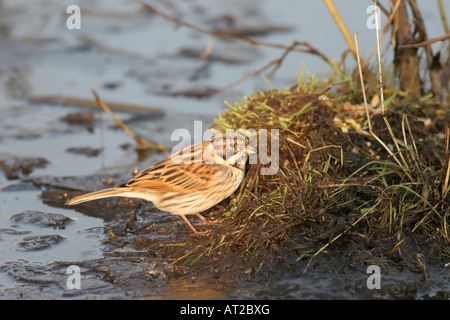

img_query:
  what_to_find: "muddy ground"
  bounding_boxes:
[2,176,449,300]
[0,0,449,300]
[1,107,448,300]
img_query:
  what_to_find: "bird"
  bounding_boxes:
[65,133,256,236]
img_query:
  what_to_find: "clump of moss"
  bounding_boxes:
[173,78,449,277]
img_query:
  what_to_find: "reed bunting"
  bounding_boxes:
[66,133,256,235]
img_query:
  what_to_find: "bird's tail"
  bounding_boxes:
[65,187,150,206]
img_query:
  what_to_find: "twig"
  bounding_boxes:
[443,126,450,201]
[442,127,450,200]
[398,33,450,49]
[90,87,167,152]
[203,41,312,98]
[445,126,449,156]
[199,39,213,59]
[415,253,429,280]
[28,94,162,114]
[375,1,390,16]
[407,0,434,67]
[137,0,333,65]
[387,238,405,258]
[442,156,450,200]
[137,0,338,97]
[443,211,450,245]
[81,34,155,62]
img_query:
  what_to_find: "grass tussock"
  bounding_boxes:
[176,75,450,274]
[134,0,450,276]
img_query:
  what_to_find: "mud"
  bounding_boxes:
[2,198,449,299]
[1,167,449,299]
[10,210,73,228]
[0,154,50,180]
[0,0,448,300]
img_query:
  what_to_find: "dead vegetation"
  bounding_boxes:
[139,0,450,275]
[167,80,449,276]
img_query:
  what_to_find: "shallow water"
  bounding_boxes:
[0,0,448,299]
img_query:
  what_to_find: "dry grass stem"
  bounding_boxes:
[90,87,167,152]
[438,0,449,34]
[322,0,356,58]
[364,0,402,64]
[355,31,413,181]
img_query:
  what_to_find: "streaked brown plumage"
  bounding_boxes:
[65,133,255,235]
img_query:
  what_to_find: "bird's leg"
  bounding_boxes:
[196,213,226,225]
[180,215,210,236]
[195,213,212,225]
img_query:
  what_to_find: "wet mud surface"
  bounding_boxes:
[1,0,449,300]
[1,170,448,300]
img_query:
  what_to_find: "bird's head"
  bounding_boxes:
[208,132,256,170]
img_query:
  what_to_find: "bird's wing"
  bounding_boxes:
[125,142,225,192]
[126,161,222,192]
